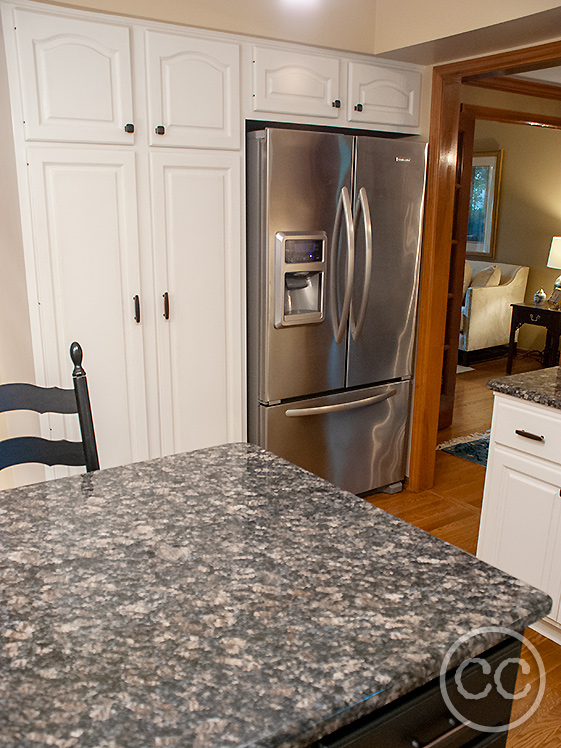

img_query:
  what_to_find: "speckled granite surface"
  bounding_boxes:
[0,444,551,748]
[487,366,561,408]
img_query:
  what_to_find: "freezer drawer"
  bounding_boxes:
[258,381,411,495]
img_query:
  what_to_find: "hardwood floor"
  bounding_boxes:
[366,355,561,748]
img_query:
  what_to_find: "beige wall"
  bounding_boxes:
[0,20,42,489]
[462,85,561,351]
[32,0,379,54]
[374,0,561,54]
[32,0,561,56]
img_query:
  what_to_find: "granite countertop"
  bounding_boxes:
[487,365,561,408]
[0,443,551,748]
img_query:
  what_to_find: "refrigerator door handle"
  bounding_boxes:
[285,389,397,417]
[329,186,355,344]
[350,187,373,341]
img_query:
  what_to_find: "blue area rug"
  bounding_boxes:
[438,433,489,467]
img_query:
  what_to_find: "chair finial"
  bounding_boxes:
[70,342,84,376]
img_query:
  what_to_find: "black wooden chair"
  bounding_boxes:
[0,342,99,473]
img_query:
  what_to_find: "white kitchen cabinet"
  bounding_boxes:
[25,147,150,472]
[145,30,240,149]
[478,393,561,641]
[251,45,342,120]
[9,6,135,144]
[2,3,245,481]
[249,45,422,132]
[149,150,243,456]
[347,61,421,128]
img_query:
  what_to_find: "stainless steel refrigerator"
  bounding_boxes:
[246,127,427,495]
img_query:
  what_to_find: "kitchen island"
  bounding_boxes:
[479,366,561,645]
[0,443,551,747]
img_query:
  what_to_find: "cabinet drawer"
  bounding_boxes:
[317,637,520,748]
[492,395,561,464]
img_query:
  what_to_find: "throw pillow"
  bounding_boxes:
[462,262,473,301]
[471,264,501,288]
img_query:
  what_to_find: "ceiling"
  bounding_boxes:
[513,68,561,87]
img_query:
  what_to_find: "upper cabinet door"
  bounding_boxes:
[347,62,421,128]
[145,30,240,149]
[252,46,342,119]
[12,8,134,144]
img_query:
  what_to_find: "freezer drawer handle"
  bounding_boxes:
[350,187,373,341]
[329,186,355,344]
[285,389,396,417]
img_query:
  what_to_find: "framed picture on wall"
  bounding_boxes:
[466,150,503,259]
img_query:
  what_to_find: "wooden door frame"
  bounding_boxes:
[409,39,561,493]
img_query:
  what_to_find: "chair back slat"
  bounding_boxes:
[0,437,86,471]
[0,384,77,415]
[0,342,99,474]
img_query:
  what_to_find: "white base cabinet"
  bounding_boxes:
[26,147,149,472]
[478,393,561,643]
[149,151,243,458]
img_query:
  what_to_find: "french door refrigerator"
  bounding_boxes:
[246,127,427,495]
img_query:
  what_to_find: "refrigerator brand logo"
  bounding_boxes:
[395,157,411,162]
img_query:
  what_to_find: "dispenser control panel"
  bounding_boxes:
[274,231,326,328]
[284,239,324,264]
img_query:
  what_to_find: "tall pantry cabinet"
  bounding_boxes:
[1,3,244,476]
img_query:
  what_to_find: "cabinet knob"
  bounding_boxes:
[124,123,135,133]
[354,103,363,112]
[155,125,165,135]
[332,99,341,108]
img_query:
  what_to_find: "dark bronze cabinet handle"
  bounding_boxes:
[332,99,341,108]
[133,295,141,324]
[163,292,170,320]
[155,125,165,135]
[515,429,544,442]
[354,103,363,112]
[124,123,134,133]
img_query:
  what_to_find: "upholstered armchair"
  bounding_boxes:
[459,260,529,363]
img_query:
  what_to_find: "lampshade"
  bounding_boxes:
[547,237,561,270]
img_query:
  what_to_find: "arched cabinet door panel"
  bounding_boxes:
[347,61,420,127]
[145,30,240,149]
[252,45,342,120]
[11,8,134,144]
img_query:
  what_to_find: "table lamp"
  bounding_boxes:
[547,236,561,290]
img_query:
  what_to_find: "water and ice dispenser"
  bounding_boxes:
[274,231,326,328]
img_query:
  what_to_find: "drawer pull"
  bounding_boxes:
[411,718,464,748]
[515,429,545,442]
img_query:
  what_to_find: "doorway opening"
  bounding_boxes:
[409,40,561,492]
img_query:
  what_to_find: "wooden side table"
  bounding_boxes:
[507,303,561,374]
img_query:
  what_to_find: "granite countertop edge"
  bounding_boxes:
[0,443,553,748]
[487,365,561,409]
